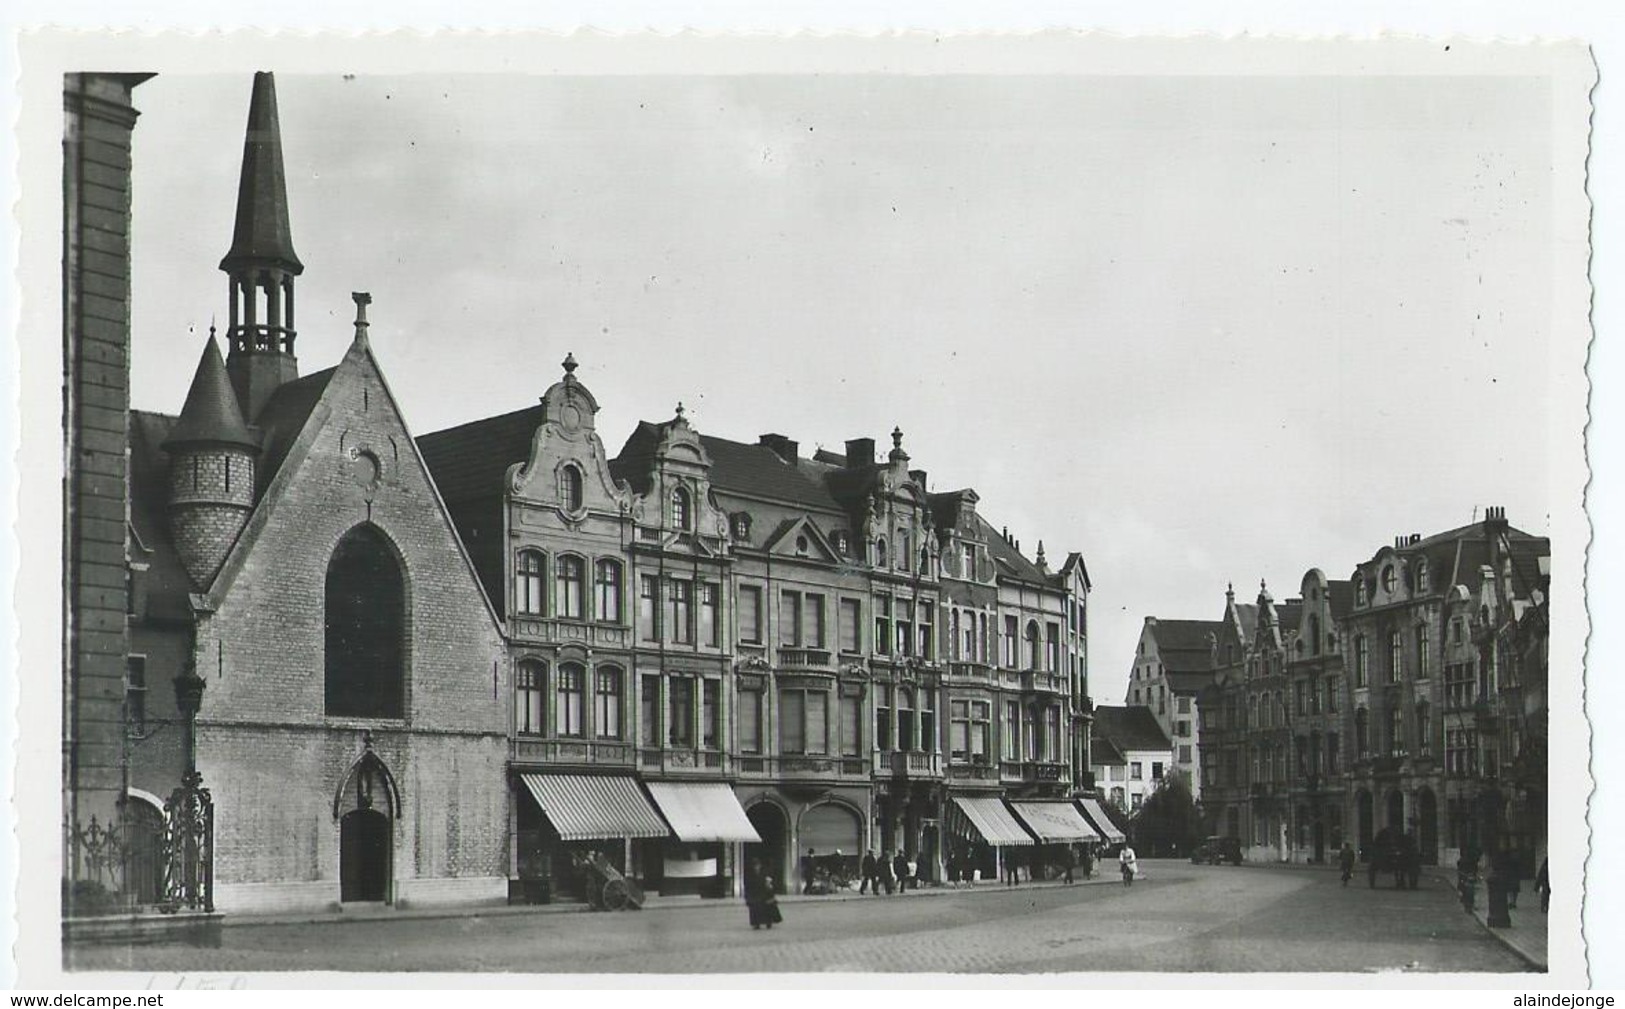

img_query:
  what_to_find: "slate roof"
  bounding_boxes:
[607,422,847,512]
[416,403,546,505]
[1090,735,1127,767]
[220,73,303,273]
[1165,670,1217,694]
[1151,618,1221,654]
[975,514,1049,585]
[163,338,257,450]
[129,411,201,607]
[1273,601,1304,636]
[1092,705,1173,753]
[253,367,335,490]
[1326,579,1355,618]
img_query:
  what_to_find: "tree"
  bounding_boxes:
[1131,770,1202,857]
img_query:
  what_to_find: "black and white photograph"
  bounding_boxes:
[13,28,1601,986]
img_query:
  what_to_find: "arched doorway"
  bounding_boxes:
[123,796,166,906]
[1386,790,1406,832]
[800,802,862,884]
[1356,790,1373,851]
[1417,788,1439,865]
[745,802,789,894]
[341,809,391,902]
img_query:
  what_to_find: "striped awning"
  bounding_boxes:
[950,796,1035,847]
[644,782,762,843]
[1008,801,1100,844]
[1076,797,1128,844]
[519,773,670,842]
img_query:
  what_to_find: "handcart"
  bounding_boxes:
[574,850,645,911]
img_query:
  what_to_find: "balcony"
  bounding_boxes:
[947,661,994,683]
[510,738,636,767]
[776,647,833,671]
[510,617,631,649]
[733,754,869,780]
[877,750,944,780]
[1004,760,1067,784]
[1022,671,1067,695]
[946,758,999,782]
[636,747,725,773]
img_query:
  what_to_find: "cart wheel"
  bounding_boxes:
[602,878,630,911]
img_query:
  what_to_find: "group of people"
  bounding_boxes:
[857,849,918,894]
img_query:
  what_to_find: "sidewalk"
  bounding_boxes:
[1431,872,1548,972]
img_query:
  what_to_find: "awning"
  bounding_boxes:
[644,782,762,843]
[1008,801,1101,844]
[949,797,1035,847]
[519,773,670,842]
[1076,797,1127,844]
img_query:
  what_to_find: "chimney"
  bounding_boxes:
[845,437,875,468]
[1409,533,1422,545]
[1483,505,1509,536]
[909,469,928,490]
[759,433,798,464]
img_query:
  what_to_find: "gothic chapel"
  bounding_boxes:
[126,73,510,911]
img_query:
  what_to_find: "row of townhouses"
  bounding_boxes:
[63,73,1098,914]
[1127,516,1549,872]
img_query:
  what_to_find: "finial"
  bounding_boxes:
[675,401,686,421]
[209,315,217,339]
[352,292,372,341]
[1260,578,1268,592]
[891,426,904,450]
[562,352,578,376]
[1036,540,1047,565]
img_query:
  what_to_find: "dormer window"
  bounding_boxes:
[1356,578,1369,606]
[1382,565,1397,595]
[732,512,751,541]
[1415,558,1430,594]
[671,486,692,530]
[561,464,584,512]
[961,544,975,578]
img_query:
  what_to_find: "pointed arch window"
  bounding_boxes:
[561,464,584,512]
[671,485,692,530]
[555,555,585,619]
[325,525,405,719]
[515,550,545,616]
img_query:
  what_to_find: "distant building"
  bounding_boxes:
[1091,705,1174,814]
[1125,617,1220,799]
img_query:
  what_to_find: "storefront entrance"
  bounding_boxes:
[745,803,790,894]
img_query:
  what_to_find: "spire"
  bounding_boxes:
[163,336,258,451]
[222,72,303,423]
[220,72,303,276]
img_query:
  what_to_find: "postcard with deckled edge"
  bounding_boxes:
[11,30,1596,988]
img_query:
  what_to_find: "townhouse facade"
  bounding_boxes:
[1124,617,1220,799]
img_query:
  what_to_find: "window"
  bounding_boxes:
[555,555,585,619]
[805,594,826,649]
[595,560,622,622]
[1308,614,1321,655]
[1326,676,1341,713]
[639,575,660,642]
[918,602,934,660]
[1176,720,1190,738]
[840,694,861,757]
[1180,745,1193,764]
[1382,565,1396,594]
[779,689,828,754]
[779,590,801,647]
[556,664,585,737]
[669,676,694,747]
[739,686,764,754]
[325,525,406,719]
[516,660,546,735]
[739,585,762,644]
[876,684,893,751]
[1003,701,1021,761]
[874,596,892,657]
[980,613,992,664]
[950,700,971,761]
[956,699,990,763]
[671,486,692,530]
[1356,578,1368,606]
[1002,615,1018,668]
[921,690,936,753]
[700,582,720,647]
[962,544,976,578]
[561,464,584,511]
[1415,558,1430,593]
[1451,618,1463,645]
[515,549,545,616]
[1386,629,1402,684]
[1178,696,1191,714]
[670,579,694,644]
[595,667,622,739]
[1152,761,1164,780]
[1131,793,1144,811]
[897,688,916,752]
[1355,707,1370,756]
[1131,761,1143,780]
[897,530,910,570]
[1355,636,1369,688]
[702,679,719,749]
[125,656,147,737]
[1045,623,1061,671]
[641,674,659,747]
[874,537,888,568]
[1110,787,1126,808]
[1025,622,1042,670]
[1295,681,1306,717]
[1415,625,1430,679]
[960,609,975,660]
[1388,705,1405,755]
[1415,700,1432,755]
[839,598,861,653]
[1045,706,1061,762]
[896,600,914,657]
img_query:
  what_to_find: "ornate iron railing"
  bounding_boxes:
[160,771,214,913]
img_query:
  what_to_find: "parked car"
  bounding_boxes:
[1190,836,1243,865]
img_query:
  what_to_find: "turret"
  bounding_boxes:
[222,72,304,423]
[163,334,260,587]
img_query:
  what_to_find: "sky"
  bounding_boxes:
[125,70,1565,706]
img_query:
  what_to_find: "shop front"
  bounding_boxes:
[514,772,670,903]
[1076,796,1127,853]
[642,781,762,897]
[1007,800,1100,879]
[946,794,1035,882]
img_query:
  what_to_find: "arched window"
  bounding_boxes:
[325,525,405,719]
[561,464,584,512]
[1025,621,1041,669]
[671,485,692,530]
[515,550,545,616]
[516,659,546,735]
[874,537,888,567]
[1415,558,1430,593]
[555,555,585,619]
[1356,577,1368,606]
[896,687,915,752]
[595,559,622,622]
[1355,707,1370,756]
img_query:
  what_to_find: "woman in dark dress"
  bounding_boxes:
[744,858,781,930]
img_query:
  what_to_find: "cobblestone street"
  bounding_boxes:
[71,860,1534,976]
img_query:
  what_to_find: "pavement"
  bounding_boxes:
[1430,871,1549,972]
[67,859,1536,976]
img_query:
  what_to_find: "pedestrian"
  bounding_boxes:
[1081,845,1095,880]
[1061,844,1076,884]
[800,847,816,895]
[879,850,896,894]
[1536,857,1550,914]
[860,850,879,895]
[1338,841,1356,887]
[1003,848,1019,886]
[892,850,911,893]
[1504,850,1522,909]
[744,857,781,931]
